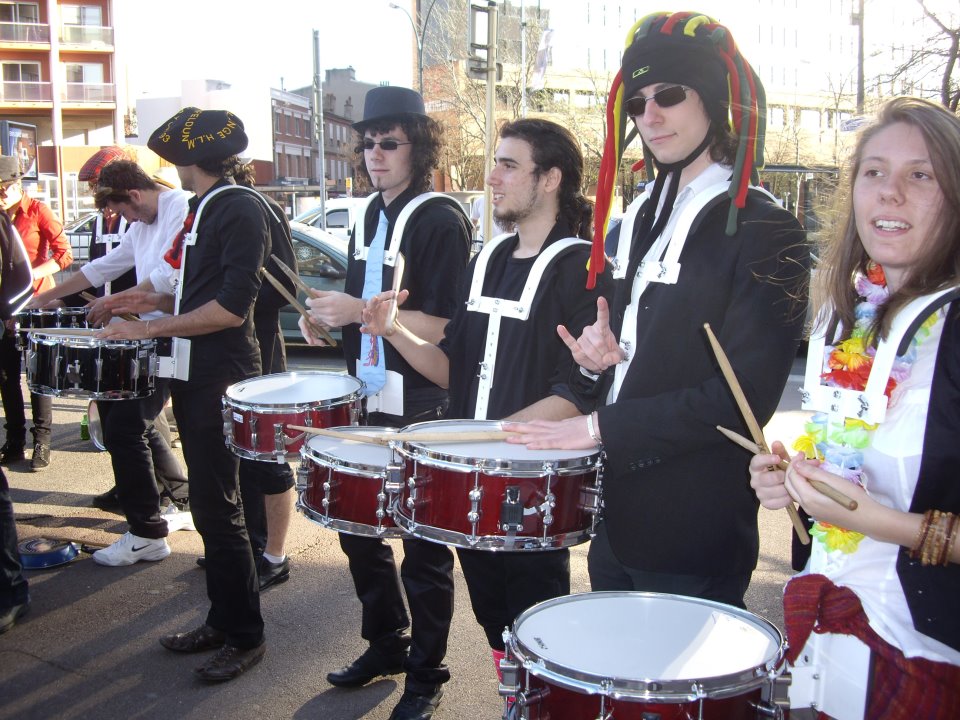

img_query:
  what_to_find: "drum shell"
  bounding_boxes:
[394,419,601,550]
[505,592,785,720]
[298,427,403,538]
[223,372,363,461]
[27,332,156,400]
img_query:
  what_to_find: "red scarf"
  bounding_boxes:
[164,211,195,269]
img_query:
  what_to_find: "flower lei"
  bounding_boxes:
[795,262,938,554]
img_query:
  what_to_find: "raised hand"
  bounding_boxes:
[556,296,625,374]
[361,289,409,337]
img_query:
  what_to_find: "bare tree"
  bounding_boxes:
[883,0,959,111]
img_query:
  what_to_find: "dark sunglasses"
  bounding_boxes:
[624,85,690,117]
[360,139,412,152]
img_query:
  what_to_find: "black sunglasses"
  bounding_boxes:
[624,85,690,117]
[361,139,413,152]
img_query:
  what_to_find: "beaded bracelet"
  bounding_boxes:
[912,510,959,566]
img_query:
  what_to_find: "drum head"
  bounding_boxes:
[511,592,783,701]
[399,419,598,473]
[304,426,395,473]
[225,371,362,408]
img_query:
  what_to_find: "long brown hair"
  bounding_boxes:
[813,97,960,342]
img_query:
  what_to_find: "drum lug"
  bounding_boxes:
[294,463,309,492]
[384,463,405,495]
[129,355,139,387]
[273,423,287,461]
[751,670,791,718]
[221,403,234,443]
[499,486,523,532]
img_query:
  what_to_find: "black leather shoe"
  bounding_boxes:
[388,689,443,720]
[30,443,50,471]
[0,442,24,465]
[160,624,226,653]
[0,602,28,634]
[259,556,290,590]
[91,487,122,512]
[194,642,265,682]
[326,645,407,687]
[195,556,206,569]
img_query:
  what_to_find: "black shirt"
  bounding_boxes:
[343,186,470,414]
[440,223,612,420]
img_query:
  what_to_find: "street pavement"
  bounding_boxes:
[0,349,811,720]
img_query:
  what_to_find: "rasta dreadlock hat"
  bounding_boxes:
[147,107,248,166]
[588,11,767,289]
[352,86,427,131]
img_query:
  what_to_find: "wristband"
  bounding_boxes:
[586,411,602,447]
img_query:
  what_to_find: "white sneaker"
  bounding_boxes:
[92,532,171,566]
[162,504,196,533]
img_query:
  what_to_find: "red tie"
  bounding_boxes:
[164,212,195,270]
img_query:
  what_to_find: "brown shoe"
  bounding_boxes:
[194,643,265,682]
[160,624,226,653]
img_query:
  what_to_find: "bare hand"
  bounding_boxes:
[28,296,64,309]
[784,457,872,529]
[305,290,363,328]
[361,289,409,337]
[96,320,150,341]
[557,297,625,374]
[749,440,794,510]
[503,416,597,451]
[297,314,331,347]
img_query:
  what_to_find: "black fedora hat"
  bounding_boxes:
[147,107,248,166]
[352,86,427,131]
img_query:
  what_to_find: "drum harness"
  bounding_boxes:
[93,213,128,296]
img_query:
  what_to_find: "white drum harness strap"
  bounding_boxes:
[94,213,128,295]
[466,235,589,420]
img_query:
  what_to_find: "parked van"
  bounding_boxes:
[293,198,366,241]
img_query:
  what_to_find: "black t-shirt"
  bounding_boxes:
[440,223,612,420]
[177,180,269,385]
[343,186,470,414]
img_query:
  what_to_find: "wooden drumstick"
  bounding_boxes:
[79,291,138,322]
[716,425,858,511]
[261,268,338,347]
[287,424,516,445]
[704,323,811,545]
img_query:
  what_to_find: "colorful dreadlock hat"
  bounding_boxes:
[78,146,131,182]
[588,11,767,289]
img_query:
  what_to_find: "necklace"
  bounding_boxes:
[795,262,938,553]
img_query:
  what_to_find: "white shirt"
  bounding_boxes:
[80,190,190,320]
[610,162,732,402]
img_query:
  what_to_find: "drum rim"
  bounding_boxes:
[28,330,153,347]
[296,493,406,538]
[397,418,601,473]
[224,371,364,410]
[392,511,593,551]
[508,591,785,701]
[302,426,396,474]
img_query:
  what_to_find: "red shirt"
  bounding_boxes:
[8,192,72,294]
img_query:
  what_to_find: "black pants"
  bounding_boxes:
[0,467,28,610]
[340,398,453,694]
[237,315,294,554]
[171,378,263,649]
[587,522,751,609]
[0,330,51,446]
[98,379,186,539]
[457,548,571,650]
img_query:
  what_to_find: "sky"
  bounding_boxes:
[115,0,415,100]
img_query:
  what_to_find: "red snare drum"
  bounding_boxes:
[502,592,786,720]
[223,372,362,462]
[393,419,601,550]
[297,427,404,538]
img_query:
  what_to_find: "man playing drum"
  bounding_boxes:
[98,108,270,682]
[507,11,809,609]
[299,86,471,720]
[31,160,191,565]
[361,118,612,703]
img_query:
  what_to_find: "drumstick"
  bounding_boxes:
[716,425,858,511]
[79,291,139,322]
[270,254,315,298]
[261,268,338,347]
[287,424,517,444]
[703,323,811,545]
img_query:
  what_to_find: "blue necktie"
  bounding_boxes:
[357,210,389,395]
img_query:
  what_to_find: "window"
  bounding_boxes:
[61,4,102,25]
[2,61,40,82]
[327,209,350,230]
[64,62,103,83]
[293,237,346,279]
[0,2,39,23]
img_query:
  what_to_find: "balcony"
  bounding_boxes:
[60,24,114,48]
[62,82,115,103]
[0,21,50,44]
[0,81,52,102]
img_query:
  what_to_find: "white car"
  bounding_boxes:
[293,197,366,241]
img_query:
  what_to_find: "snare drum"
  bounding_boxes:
[26,329,157,400]
[15,307,89,350]
[297,427,404,538]
[393,419,601,550]
[223,371,363,462]
[502,592,786,720]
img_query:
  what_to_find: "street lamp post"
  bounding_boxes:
[389,0,440,94]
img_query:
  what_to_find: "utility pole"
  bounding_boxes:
[853,0,865,114]
[468,2,499,245]
[312,29,327,229]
